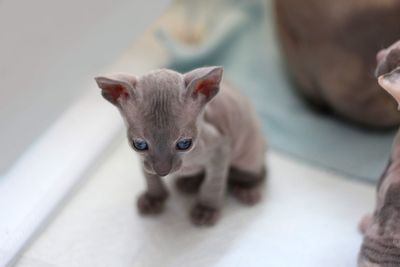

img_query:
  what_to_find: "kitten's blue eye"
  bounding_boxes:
[132,139,148,151]
[176,138,192,151]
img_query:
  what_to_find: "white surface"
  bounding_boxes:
[0,88,123,267]
[16,141,375,267]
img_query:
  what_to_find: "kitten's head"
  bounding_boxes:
[95,66,223,176]
[376,41,400,107]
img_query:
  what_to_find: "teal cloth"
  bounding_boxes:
[158,0,396,182]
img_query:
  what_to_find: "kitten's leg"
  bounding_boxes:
[137,171,169,215]
[229,134,266,205]
[190,144,231,226]
[175,171,205,194]
[228,166,266,205]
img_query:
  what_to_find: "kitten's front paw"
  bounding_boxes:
[137,192,167,215]
[190,203,220,226]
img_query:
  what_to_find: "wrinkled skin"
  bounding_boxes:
[95,67,267,226]
[274,0,400,128]
[358,41,400,267]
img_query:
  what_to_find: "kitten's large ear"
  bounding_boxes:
[378,67,400,106]
[94,73,136,106]
[183,66,223,104]
[376,47,400,77]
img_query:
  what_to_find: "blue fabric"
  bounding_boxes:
[158,0,396,182]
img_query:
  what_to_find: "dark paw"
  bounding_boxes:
[231,186,261,205]
[228,166,266,189]
[190,203,220,226]
[137,192,167,215]
[175,172,205,194]
[228,167,265,205]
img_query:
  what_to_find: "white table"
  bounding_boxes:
[16,138,375,267]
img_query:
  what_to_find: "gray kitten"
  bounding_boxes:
[358,41,400,266]
[95,66,266,226]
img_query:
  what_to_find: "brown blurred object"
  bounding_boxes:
[274,0,400,128]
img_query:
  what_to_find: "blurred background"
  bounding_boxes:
[1,0,400,266]
[0,0,167,174]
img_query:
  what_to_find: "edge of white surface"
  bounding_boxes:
[0,89,123,266]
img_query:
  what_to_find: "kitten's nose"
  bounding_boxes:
[153,161,172,177]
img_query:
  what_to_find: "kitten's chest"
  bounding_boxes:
[176,142,214,176]
[393,132,400,159]
[377,133,400,206]
[175,116,227,176]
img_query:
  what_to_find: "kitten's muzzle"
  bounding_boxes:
[153,162,173,177]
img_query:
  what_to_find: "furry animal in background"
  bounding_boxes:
[274,0,400,128]
[95,67,267,226]
[358,41,400,266]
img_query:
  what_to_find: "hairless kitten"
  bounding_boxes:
[358,41,400,266]
[95,67,266,226]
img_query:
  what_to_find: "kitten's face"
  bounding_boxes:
[122,72,199,176]
[95,67,223,176]
[126,118,198,176]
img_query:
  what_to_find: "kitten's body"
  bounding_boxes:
[358,41,400,266]
[95,67,266,226]
[359,132,400,267]
[176,80,265,177]
[173,80,266,212]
